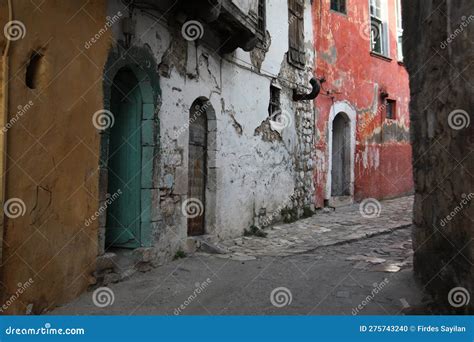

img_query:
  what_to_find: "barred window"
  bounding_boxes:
[268,85,281,116]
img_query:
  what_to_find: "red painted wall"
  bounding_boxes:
[312,0,413,207]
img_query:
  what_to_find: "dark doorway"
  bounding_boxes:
[187,100,208,236]
[331,112,351,197]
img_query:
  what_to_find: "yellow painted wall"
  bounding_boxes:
[0,0,110,314]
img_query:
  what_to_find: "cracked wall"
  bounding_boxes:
[312,0,413,207]
[0,1,110,314]
[106,0,315,261]
[0,0,316,314]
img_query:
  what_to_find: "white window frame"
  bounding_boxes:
[369,0,389,57]
[396,0,404,61]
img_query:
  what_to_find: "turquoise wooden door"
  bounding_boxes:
[106,70,142,248]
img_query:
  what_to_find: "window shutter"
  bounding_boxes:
[288,0,305,68]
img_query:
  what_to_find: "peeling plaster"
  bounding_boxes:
[320,44,337,65]
[250,30,271,71]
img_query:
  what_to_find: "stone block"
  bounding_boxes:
[96,252,117,272]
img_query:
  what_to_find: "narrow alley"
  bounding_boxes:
[51,196,423,315]
[0,0,472,330]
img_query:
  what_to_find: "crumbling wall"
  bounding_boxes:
[312,0,413,207]
[403,0,473,313]
[107,0,315,259]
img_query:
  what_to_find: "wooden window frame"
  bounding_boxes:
[396,0,404,61]
[288,0,305,69]
[369,0,389,57]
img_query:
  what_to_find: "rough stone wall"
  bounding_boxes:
[106,0,315,263]
[0,0,110,314]
[312,0,413,207]
[403,0,473,313]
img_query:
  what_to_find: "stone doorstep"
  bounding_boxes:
[185,235,230,255]
[329,196,353,208]
[94,247,157,287]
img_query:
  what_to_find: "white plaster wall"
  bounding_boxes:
[107,0,315,245]
[232,0,256,15]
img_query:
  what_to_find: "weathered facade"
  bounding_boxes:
[0,0,111,315]
[312,0,413,207]
[0,0,316,313]
[403,0,473,313]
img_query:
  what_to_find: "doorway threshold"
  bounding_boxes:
[329,196,353,207]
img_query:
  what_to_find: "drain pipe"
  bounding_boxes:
[293,77,325,101]
[0,0,13,269]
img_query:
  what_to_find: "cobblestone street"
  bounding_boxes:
[218,196,413,258]
[52,196,424,315]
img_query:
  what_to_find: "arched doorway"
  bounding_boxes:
[187,99,208,236]
[105,68,142,248]
[331,112,351,197]
[99,46,160,254]
[325,101,356,205]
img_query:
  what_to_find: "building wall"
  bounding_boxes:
[104,0,315,263]
[0,0,110,314]
[403,0,473,313]
[1,0,316,313]
[312,0,413,207]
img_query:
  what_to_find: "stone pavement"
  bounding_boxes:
[51,226,421,315]
[217,196,413,259]
[50,195,422,316]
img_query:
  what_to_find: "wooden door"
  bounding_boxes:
[331,113,350,196]
[106,70,142,248]
[187,106,207,236]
